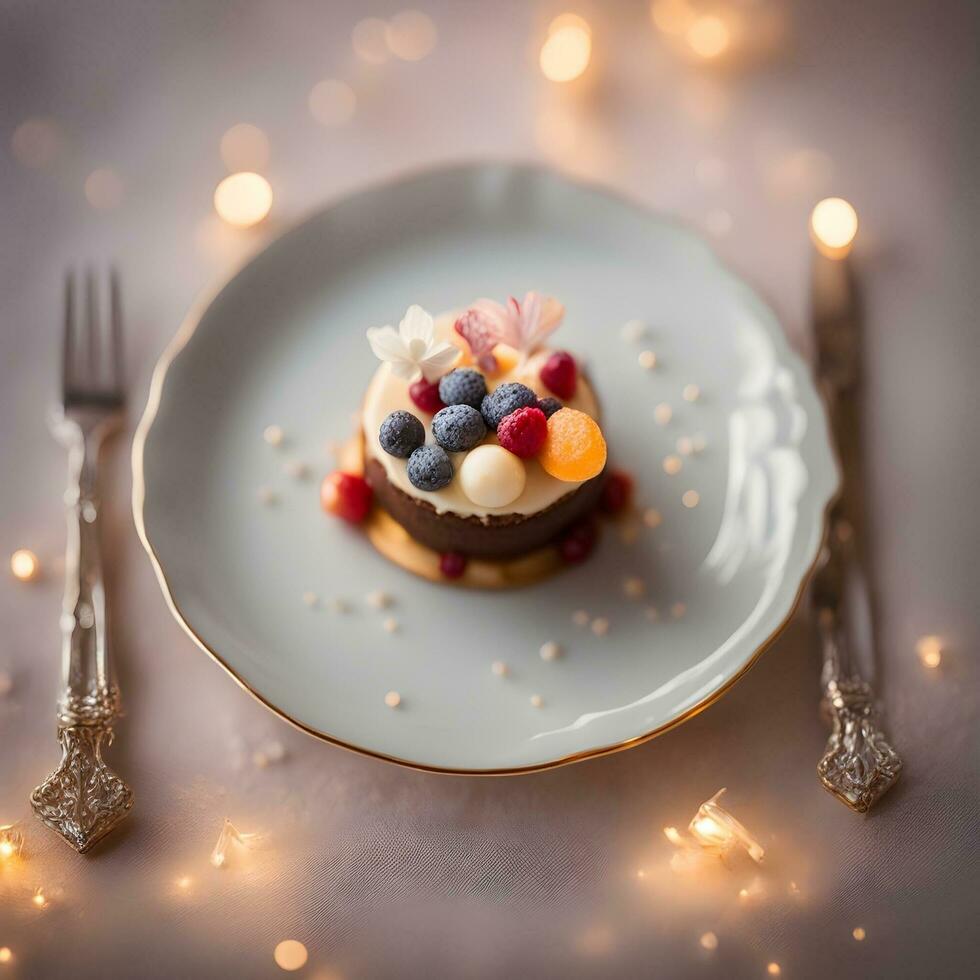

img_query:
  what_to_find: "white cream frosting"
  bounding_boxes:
[362,316,600,519]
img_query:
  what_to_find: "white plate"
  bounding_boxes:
[134,163,838,774]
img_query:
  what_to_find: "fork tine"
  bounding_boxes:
[109,267,123,391]
[62,271,75,403]
[84,268,99,385]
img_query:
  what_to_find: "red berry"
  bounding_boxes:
[600,470,633,515]
[321,471,373,524]
[539,350,578,400]
[497,406,547,458]
[409,377,445,414]
[439,551,468,579]
[558,519,597,564]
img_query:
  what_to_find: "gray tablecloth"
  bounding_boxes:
[1,2,977,977]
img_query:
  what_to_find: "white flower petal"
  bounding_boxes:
[367,325,407,362]
[418,342,460,381]
[399,304,435,343]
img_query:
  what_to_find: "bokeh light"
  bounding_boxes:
[84,168,125,210]
[810,197,858,257]
[274,940,308,971]
[220,124,270,172]
[540,16,592,83]
[386,10,437,61]
[10,549,39,581]
[352,17,390,64]
[686,15,730,59]
[0,947,12,964]
[650,0,695,35]
[308,80,357,127]
[916,635,943,668]
[11,118,62,169]
[213,172,273,228]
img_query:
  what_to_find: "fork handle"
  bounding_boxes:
[57,416,117,724]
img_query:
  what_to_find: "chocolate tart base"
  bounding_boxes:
[365,456,605,559]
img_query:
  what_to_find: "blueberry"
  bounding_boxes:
[407,444,454,492]
[432,404,487,453]
[537,396,563,419]
[480,382,538,430]
[438,368,487,409]
[379,410,425,458]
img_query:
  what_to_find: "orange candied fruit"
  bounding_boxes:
[540,408,607,482]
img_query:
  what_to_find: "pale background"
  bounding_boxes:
[1,1,978,978]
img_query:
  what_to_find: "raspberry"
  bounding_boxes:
[600,470,633,514]
[432,404,487,452]
[480,382,537,430]
[537,396,563,419]
[407,444,454,492]
[539,350,577,400]
[379,410,425,458]
[409,377,445,414]
[438,368,487,409]
[321,471,373,523]
[558,519,597,564]
[497,406,547,459]
[439,552,468,579]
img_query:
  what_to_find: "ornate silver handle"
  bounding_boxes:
[814,538,902,812]
[30,416,134,852]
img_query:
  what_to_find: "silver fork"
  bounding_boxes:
[30,269,134,853]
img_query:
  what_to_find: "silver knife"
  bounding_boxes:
[809,251,902,812]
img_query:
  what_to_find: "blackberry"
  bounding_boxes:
[432,404,487,453]
[438,368,487,409]
[537,396,563,419]
[480,382,538,430]
[378,410,425,458]
[407,444,454,492]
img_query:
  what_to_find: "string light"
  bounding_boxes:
[274,940,308,971]
[540,15,592,83]
[209,818,260,868]
[767,964,782,977]
[31,888,47,909]
[213,172,273,228]
[0,824,24,861]
[175,875,192,891]
[699,932,718,951]
[10,549,39,581]
[916,635,942,668]
[852,926,866,941]
[664,789,765,870]
[220,124,270,172]
[0,948,11,964]
[810,197,858,258]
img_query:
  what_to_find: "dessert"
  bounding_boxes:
[324,292,628,585]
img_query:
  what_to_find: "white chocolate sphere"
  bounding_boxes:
[458,444,526,508]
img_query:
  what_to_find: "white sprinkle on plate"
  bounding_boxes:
[302,591,318,608]
[491,660,509,677]
[539,641,562,662]
[638,350,657,370]
[572,609,590,627]
[366,590,393,609]
[382,616,399,633]
[263,424,284,447]
[620,319,647,343]
[530,694,544,708]
[591,617,610,637]
[384,691,401,708]
[654,403,672,426]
